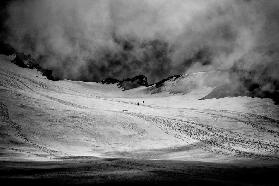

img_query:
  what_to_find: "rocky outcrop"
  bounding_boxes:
[152,75,182,88]
[0,42,57,81]
[11,52,58,81]
[101,75,148,90]
[101,78,120,85]
[118,75,148,90]
[11,52,38,69]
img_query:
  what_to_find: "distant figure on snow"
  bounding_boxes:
[137,102,139,106]
[143,101,144,104]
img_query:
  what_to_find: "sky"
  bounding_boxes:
[2,0,279,88]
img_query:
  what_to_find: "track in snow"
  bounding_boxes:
[119,110,279,160]
[1,55,279,162]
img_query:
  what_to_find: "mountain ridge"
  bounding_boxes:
[0,43,278,104]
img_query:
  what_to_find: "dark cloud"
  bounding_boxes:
[2,0,279,93]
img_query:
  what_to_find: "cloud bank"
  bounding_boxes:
[4,0,279,88]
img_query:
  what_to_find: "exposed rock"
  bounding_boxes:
[40,69,58,81]
[0,42,58,81]
[101,78,120,84]
[118,75,148,90]
[11,52,38,69]
[152,75,182,88]
[11,52,58,81]
[101,75,148,90]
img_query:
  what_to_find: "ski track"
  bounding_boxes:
[1,57,279,161]
[120,111,279,160]
[0,102,63,158]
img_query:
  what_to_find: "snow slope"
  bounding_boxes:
[0,55,279,162]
